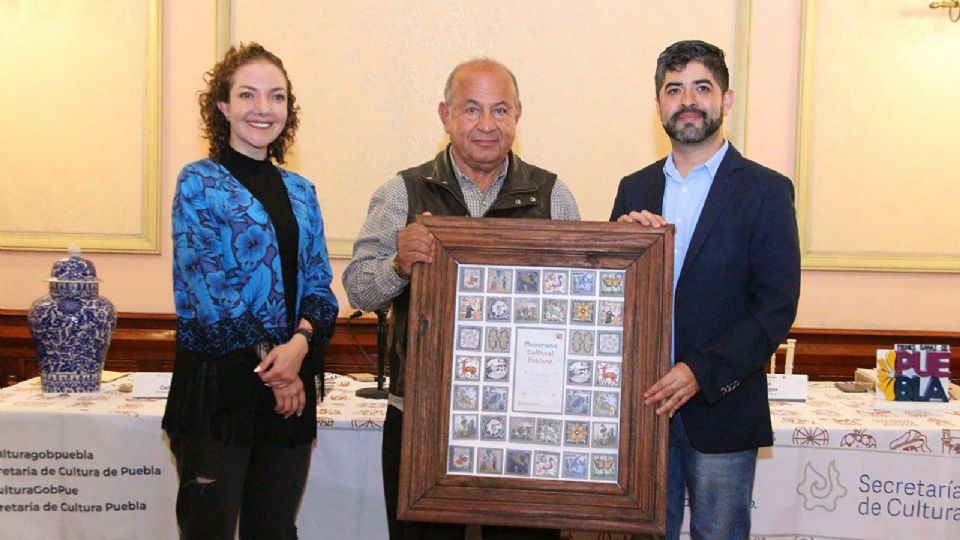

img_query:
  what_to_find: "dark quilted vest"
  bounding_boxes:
[388,147,556,397]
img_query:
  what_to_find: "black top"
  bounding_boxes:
[220,147,300,332]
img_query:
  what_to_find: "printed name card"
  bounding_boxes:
[767,374,808,402]
[131,372,172,399]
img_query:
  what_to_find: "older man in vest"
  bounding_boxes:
[343,58,580,540]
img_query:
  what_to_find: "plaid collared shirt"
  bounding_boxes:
[343,150,580,312]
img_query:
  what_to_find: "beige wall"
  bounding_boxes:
[0,1,148,235]
[1,0,957,332]
[0,0,209,313]
[742,0,959,330]
[232,0,740,248]
[0,0,161,252]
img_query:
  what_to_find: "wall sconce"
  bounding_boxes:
[930,1,960,22]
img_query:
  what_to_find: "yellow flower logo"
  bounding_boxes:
[876,350,897,400]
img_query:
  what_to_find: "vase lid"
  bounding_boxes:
[45,245,102,283]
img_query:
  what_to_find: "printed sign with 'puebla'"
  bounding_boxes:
[876,344,951,403]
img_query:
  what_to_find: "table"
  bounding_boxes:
[744,382,960,539]
[564,383,960,540]
[0,374,387,540]
[2,380,958,539]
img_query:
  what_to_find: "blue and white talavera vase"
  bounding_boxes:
[27,247,117,393]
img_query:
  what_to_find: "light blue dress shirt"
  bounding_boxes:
[662,139,729,362]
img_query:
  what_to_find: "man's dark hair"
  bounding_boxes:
[654,40,730,95]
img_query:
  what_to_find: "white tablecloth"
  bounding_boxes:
[0,374,387,540]
[747,382,960,539]
[566,383,960,540]
[2,379,958,539]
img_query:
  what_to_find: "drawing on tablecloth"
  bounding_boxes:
[889,429,931,452]
[797,460,847,511]
[943,430,960,454]
[792,426,829,447]
[839,429,876,448]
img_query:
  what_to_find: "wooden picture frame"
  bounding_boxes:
[398,216,673,535]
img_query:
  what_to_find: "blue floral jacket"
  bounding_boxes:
[172,159,338,355]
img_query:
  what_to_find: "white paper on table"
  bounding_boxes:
[131,372,172,399]
[767,373,808,402]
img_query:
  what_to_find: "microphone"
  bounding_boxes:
[349,308,389,400]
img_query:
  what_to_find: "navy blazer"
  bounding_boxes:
[610,145,800,453]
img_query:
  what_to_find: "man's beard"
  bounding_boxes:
[663,105,722,144]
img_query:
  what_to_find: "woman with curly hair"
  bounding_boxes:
[162,42,337,539]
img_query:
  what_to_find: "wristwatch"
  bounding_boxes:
[294,327,313,344]
[390,257,411,280]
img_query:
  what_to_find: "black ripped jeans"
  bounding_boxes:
[169,431,311,540]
